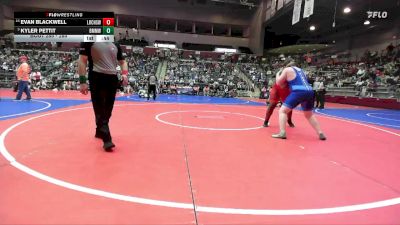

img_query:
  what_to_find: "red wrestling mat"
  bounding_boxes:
[0,101,399,224]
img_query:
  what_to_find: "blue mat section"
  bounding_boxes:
[0,98,90,121]
[2,95,399,130]
[315,108,400,130]
[117,94,264,106]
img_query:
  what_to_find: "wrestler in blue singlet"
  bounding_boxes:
[282,67,314,111]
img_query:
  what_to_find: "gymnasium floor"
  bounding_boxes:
[0,89,399,225]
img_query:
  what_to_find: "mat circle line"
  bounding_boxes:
[155,110,264,131]
[0,103,400,215]
[366,113,400,122]
[315,109,400,128]
[0,99,51,119]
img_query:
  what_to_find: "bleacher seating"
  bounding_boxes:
[1,41,399,100]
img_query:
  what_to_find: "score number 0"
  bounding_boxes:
[103,18,114,26]
[102,18,114,35]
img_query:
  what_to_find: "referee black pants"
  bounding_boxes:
[315,91,325,109]
[148,84,157,100]
[314,91,320,108]
[89,72,119,142]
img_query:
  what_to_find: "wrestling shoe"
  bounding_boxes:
[272,132,286,139]
[263,121,269,127]
[319,133,327,140]
[95,130,103,139]
[288,121,295,127]
[103,141,115,152]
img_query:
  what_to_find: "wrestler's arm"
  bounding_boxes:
[276,67,289,87]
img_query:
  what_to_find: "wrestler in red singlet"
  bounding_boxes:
[263,81,294,127]
[269,83,290,104]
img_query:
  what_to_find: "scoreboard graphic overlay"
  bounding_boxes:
[14,12,115,42]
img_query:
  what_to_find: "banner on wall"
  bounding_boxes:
[277,0,284,10]
[266,0,272,9]
[271,0,277,15]
[303,0,314,18]
[292,0,302,25]
[265,8,272,21]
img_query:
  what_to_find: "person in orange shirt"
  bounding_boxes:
[15,55,32,100]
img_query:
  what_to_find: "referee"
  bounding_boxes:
[147,73,158,101]
[78,42,128,151]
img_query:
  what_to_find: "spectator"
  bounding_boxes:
[15,55,32,100]
[316,78,326,109]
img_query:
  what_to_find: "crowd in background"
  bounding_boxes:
[163,58,253,97]
[254,43,400,99]
[1,41,399,99]
[124,52,160,94]
[305,43,400,98]
[0,47,79,91]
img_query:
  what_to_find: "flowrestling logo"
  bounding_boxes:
[367,11,388,19]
